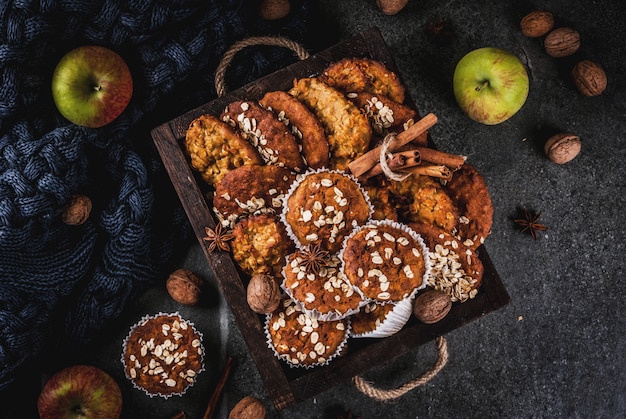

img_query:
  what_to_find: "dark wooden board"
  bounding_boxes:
[151,27,511,410]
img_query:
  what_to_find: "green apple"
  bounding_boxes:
[51,46,133,128]
[37,365,123,419]
[453,47,529,125]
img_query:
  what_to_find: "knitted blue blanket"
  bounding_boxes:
[0,0,311,391]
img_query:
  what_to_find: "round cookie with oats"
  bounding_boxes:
[341,219,430,303]
[282,246,366,321]
[265,297,350,368]
[281,169,372,254]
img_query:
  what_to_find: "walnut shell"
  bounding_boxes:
[544,27,580,57]
[376,0,409,15]
[520,10,554,38]
[571,60,607,97]
[62,194,92,226]
[166,269,203,305]
[544,133,581,164]
[258,0,290,20]
[247,274,281,314]
[229,396,266,419]
[413,290,452,324]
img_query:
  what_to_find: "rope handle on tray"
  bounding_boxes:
[353,336,448,401]
[215,36,310,97]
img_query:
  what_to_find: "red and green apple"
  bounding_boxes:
[37,364,123,419]
[51,46,133,128]
[453,47,529,125]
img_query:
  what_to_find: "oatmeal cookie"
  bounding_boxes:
[319,57,406,104]
[409,222,483,302]
[289,77,372,171]
[184,114,262,187]
[444,163,493,249]
[389,175,459,233]
[221,100,305,172]
[259,90,330,169]
[213,164,295,228]
[231,213,295,277]
[348,92,416,134]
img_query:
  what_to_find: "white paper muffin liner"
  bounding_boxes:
[121,312,205,399]
[338,219,432,304]
[279,252,369,321]
[264,298,351,369]
[350,296,414,338]
[279,168,374,252]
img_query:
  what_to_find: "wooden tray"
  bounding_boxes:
[151,27,511,410]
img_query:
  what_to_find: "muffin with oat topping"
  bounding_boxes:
[121,312,204,398]
[282,169,372,254]
[350,298,414,338]
[265,298,349,368]
[341,220,430,303]
[282,250,365,321]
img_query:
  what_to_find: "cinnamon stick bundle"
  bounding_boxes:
[361,149,421,180]
[348,113,438,178]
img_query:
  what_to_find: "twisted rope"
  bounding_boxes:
[352,336,449,400]
[215,36,310,97]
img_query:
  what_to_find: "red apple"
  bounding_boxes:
[51,45,133,128]
[37,365,123,419]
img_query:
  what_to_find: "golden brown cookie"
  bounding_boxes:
[319,57,406,104]
[184,114,263,187]
[362,184,398,221]
[409,222,483,302]
[259,90,330,169]
[288,77,372,171]
[389,175,459,233]
[212,164,295,228]
[221,100,305,173]
[444,163,493,249]
[348,92,416,134]
[231,213,295,277]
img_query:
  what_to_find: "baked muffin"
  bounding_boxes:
[221,100,305,172]
[341,220,429,303]
[409,222,483,302]
[265,297,349,368]
[350,298,413,338]
[282,169,372,254]
[185,114,262,187]
[389,174,459,233]
[231,213,295,277]
[259,90,330,169]
[282,249,365,320]
[319,57,406,104]
[121,313,204,398]
[444,163,494,250]
[289,77,372,171]
[212,164,295,229]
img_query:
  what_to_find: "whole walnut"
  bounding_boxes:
[413,290,452,324]
[258,0,290,20]
[544,27,580,57]
[229,396,266,419]
[166,269,204,305]
[62,194,92,225]
[377,0,409,15]
[571,60,607,96]
[520,10,554,38]
[247,274,281,314]
[544,133,581,164]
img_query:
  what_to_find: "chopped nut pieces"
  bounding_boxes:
[122,313,204,397]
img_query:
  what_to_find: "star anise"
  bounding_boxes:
[296,243,329,275]
[514,208,548,240]
[203,223,234,252]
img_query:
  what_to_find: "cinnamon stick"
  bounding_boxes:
[415,147,466,170]
[401,164,452,180]
[361,149,421,180]
[348,113,438,177]
[203,356,235,419]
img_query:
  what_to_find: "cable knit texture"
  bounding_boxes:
[0,0,310,390]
